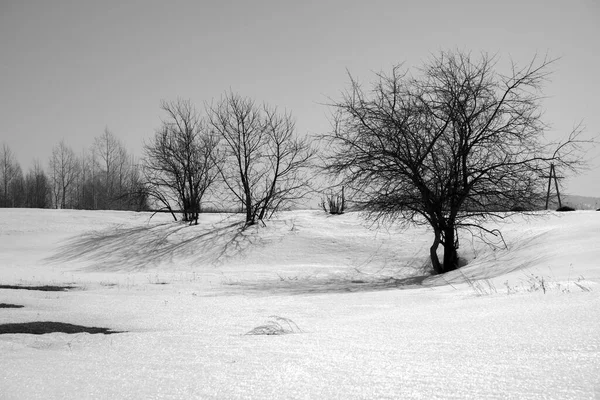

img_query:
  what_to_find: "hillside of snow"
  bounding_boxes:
[1,208,599,399]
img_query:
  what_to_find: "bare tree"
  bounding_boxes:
[49,140,80,209]
[88,129,146,210]
[124,155,149,211]
[0,143,18,207]
[322,51,591,274]
[143,99,221,224]
[208,92,315,226]
[25,159,51,208]
[9,164,25,207]
[92,128,121,208]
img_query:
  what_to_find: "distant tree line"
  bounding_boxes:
[0,92,315,224]
[1,130,147,211]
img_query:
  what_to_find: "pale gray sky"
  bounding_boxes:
[1,0,599,195]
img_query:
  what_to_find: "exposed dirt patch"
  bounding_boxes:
[0,321,123,335]
[0,284,77,292]
[0,303,24,309]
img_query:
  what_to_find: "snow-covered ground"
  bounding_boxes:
[1,208,599,399]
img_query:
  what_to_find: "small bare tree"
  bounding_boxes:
[208,92,315,226]
[323,51,591,274]
[143,99,221,224]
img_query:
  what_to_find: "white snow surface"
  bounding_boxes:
[1,208,599,399]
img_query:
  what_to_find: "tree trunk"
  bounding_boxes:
[244,185,254,225]
[442,227,459,273]
[245,201,254,225]
[430,229,442,274]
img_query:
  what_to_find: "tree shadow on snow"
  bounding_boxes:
[45,217,259,272]
[222,271,431,296]
[221,230,552,296]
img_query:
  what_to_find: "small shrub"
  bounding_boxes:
[245,316,302,336]
[320,187,346,215]
[556,205,575,212]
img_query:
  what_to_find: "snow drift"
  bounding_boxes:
[0,208,599,399]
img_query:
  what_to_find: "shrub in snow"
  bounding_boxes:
[320,187,345,215]
[245,316,302,335]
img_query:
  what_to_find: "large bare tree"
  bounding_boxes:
[208,92,315,226]
[144,99,221,224]
[323,51,591,274]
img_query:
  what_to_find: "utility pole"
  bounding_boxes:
[543,163,563,209]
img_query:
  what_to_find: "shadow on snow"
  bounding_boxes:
[45,216,258,272]
[221,273,431,296]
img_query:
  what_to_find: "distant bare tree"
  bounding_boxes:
[9,164,25,207]
[0,143,19,207]
[208,92,315,226]
[323,50,592,274]
[124,155,149,211]
[92,128,121,208]
[25,160,51,208]
[87,129,146,210]
[49,140,80,209]
[144,99,221,224]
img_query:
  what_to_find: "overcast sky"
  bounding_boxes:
[1,0,599,196]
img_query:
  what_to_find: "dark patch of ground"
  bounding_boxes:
[0,321,123,335]
[0,303,24,308]
[0,284,77,292]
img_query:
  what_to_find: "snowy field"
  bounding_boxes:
[1,208,599,399]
